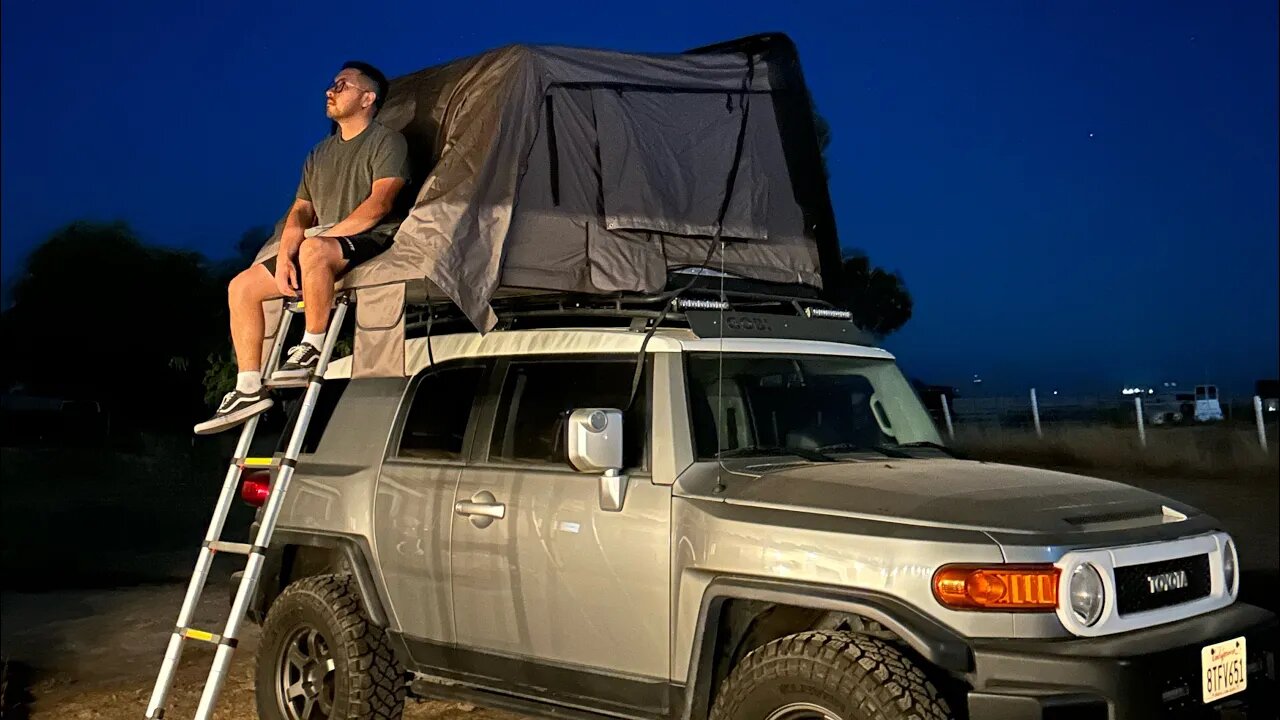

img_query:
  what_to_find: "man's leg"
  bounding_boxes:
[270,237,346,384]
[194,263,284,435]
[273,234,389,384]
[298,236,345,338]
[229,263,282,373]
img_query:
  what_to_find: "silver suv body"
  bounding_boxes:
[244,311,1277,720]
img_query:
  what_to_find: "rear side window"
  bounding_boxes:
[300,379,350,454]
[262,379,351,456]
[488,358,647,468]
[396,365,485,460]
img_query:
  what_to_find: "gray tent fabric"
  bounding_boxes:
[252,36,840,375]
[352,283,406,378]
[593,89,768,239]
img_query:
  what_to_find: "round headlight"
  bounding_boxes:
[1069,563,1105,626]
[1222,538,1237,595]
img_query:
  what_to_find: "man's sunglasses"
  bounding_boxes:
[326,79,374,95]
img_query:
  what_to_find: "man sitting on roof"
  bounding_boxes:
[195,61,411,435]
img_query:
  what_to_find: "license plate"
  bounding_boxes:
[1201,636,1247,703]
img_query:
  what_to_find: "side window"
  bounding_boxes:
[300,378,351,454]
[263,378,348,456]
[396,365,485,460]
[488,358,647,468]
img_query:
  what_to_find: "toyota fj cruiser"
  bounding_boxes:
[237,294,1277,720]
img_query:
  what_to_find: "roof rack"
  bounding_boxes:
[404,285,860,341]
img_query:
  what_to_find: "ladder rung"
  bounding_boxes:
[207,540,254,555]
[285,291,348,314]
[178,627,238,648]
[263,374,312,389]
[237,457,278,469]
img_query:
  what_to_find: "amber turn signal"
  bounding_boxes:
[932,564,1060,611]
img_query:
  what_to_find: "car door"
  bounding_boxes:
[373,360,488,644]
[449,355,672,708]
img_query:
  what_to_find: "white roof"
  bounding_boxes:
[326,327,894,379]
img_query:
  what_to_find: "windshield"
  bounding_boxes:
[685,353,943,460]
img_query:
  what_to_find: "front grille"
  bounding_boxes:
[1114,554,1211,615]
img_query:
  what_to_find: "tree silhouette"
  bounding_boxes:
[1,222,225,429]
[834,251,913,337]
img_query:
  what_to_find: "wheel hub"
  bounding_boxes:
[277,624,336,720]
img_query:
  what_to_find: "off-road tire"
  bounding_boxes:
[256,574,405,720]
[710,631,952,720]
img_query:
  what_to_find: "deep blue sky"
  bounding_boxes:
[2,0,1276,395]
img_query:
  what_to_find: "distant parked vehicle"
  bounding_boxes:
[1193,385,1225,422]
[1142,394,1184,426]
[0,392,108,446]
[1258,379,1279,413]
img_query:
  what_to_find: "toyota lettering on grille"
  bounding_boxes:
[1146,569,1189,594]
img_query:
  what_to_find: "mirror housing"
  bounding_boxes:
[567,409,628,512]
[568,409,623,472]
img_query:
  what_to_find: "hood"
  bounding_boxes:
[675,458,1202,535]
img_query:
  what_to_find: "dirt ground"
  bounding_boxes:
[0,570,522,719]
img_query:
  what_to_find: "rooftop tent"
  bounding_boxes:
[253,34,844,376]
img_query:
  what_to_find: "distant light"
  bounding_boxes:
[1053,390,1059,395]
[1148,389,1155,395]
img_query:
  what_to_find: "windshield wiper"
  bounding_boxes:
[717,445,835,462]
[815,442,911,459]
[895,441,963,458]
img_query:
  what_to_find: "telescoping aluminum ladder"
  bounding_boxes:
[144,294,351,719]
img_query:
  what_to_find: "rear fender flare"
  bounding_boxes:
[267,530,391,629]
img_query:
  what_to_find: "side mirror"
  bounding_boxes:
[567,409,628,512]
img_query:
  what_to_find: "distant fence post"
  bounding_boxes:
[1255,396,1269,452]
[1135,396,1147,448]
[941,395,955,440]
[1030,388,1043,438]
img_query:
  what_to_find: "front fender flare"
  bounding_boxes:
[682,575,973,720]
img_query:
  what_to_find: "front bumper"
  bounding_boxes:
[966,602,1277,719]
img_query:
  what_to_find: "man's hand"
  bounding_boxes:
[274,198,313,297]
[275,259,300,297]
[316,177,406,238]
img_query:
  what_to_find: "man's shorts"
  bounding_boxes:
[261,232,390,278]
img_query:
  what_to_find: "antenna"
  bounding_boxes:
[714,239,729,494]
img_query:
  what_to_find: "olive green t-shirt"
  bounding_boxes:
[296,121,411,243]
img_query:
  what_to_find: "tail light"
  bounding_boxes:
[933,564,1060,611]
[240,470,271,507]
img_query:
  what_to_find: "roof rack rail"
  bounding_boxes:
[404,287,853,339]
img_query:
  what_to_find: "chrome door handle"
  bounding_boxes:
[455,490,505,528]
[454,502,505,519]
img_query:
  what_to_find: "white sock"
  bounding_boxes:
[236,371,262,394]
[302,330,326,350]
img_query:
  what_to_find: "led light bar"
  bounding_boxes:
[803,306,853,320]
[673,298,731,311]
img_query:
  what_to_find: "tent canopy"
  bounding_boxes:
[255,34,843,332]
[252,34,846,377]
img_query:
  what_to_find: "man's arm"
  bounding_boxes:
[318,177,406,238]
[280,198,316,259]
